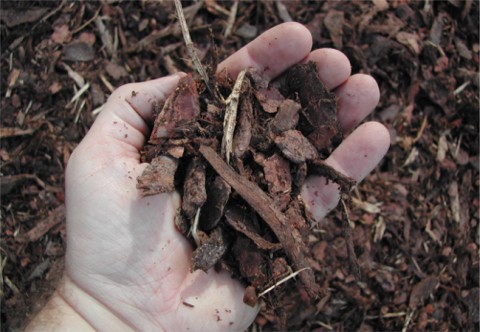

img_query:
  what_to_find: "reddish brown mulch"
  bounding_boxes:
[1,1,478,331]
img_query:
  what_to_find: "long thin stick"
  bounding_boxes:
[174,0,212,93]
[199,145,321,299]
[258,267,310,297]
[340,198,361,279]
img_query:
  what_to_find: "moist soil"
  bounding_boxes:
[1,1,479,331]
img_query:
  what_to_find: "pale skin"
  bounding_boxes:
[26,23,390,331]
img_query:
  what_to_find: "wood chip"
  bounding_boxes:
[136,156,178,196]
[23,205,65,242]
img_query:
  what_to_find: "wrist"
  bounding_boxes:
[25,286,94,332]
[26,275,135,332]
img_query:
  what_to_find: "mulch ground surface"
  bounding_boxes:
[1,1,478,331]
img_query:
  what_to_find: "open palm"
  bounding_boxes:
[63,23,389,331]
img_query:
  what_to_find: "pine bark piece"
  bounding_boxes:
[225,206,282,251]
[233,237,268,287]
[307,125,338,151]
[150,74,200,140]
[199,145,321,299]
[286,61,337,128]
[182,158,207,219]
[248,67,285,113]
[408,276,440,309]
[274,130,319,164]
[191,227,228,272]
[200,176,231,231]
[263,153,292,211]
[270,99,301,134]
[136,155,178,196]
[253,86,285,113]
[286,61,341,150]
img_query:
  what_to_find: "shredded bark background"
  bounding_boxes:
[1,1,478,331]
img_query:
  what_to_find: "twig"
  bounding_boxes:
[364,311,407,320]
[60,62,86,88]
[275,1,293,22]
[453,81,470,95]
[207,2,230,16]
[340,198,361,279]
[0,127,34,138]
[402,310,415,332]
[95,16,115,58]
[4,277,20,296]
[74,99,87,124]
[66,82,90,107]
[221,69,246,164]
[22,205,66,242]
[224,0,239,38]
[413,116,428,143]
[91,105,105,116]
[313,321,333,330]
[258,267,310,297]
[99,74,115,93]
[72,6,102,34]
[174,0,212,94]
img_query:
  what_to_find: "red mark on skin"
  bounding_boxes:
[229,322,234,326]
[314,191,319,197]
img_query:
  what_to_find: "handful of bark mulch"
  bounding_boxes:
[137,61,356,307]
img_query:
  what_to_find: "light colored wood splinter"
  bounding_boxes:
[221,68,247,164]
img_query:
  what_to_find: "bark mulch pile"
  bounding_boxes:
[1,1,479,331]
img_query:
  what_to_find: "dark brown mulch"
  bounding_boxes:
[1,1,478,331]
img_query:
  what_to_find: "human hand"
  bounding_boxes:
[58,22,389,331]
